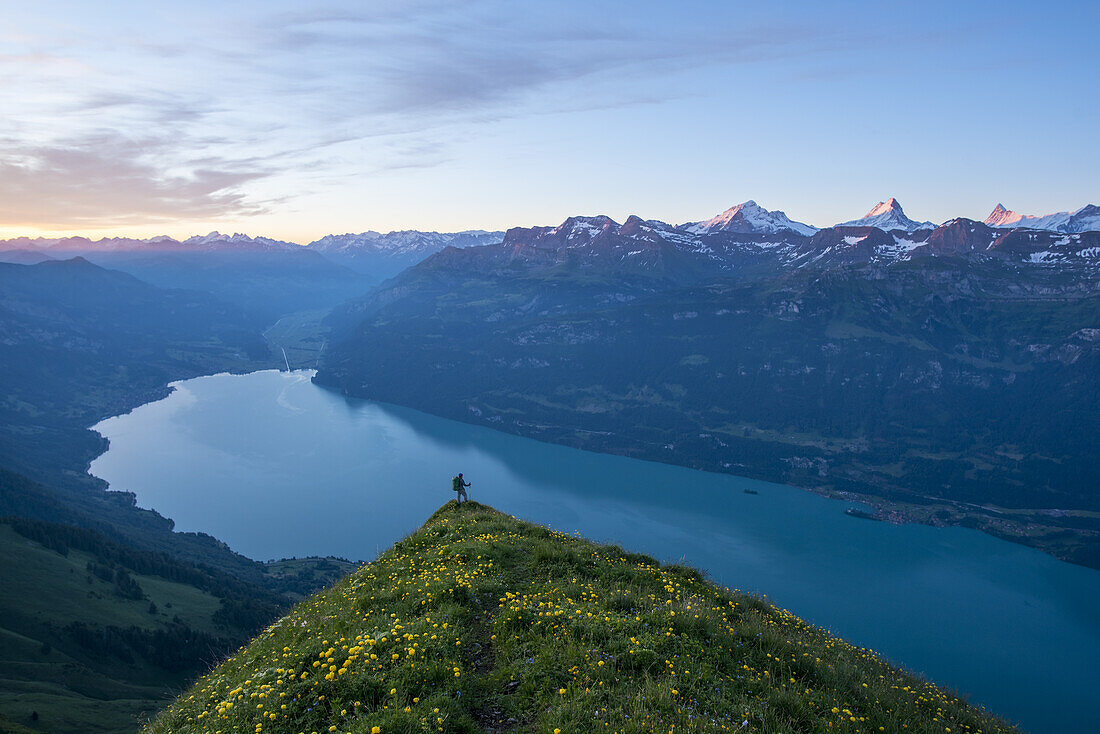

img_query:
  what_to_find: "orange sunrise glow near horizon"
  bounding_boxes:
[1,0,1096,244]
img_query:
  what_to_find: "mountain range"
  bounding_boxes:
[307,229,504,278]
[0,232,373,320]
[3,198,1097,268]
[315,197,1100,571]
[983,203,1100,233]
[380,203,1100,286]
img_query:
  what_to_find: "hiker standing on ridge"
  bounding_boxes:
[452,473,470,504]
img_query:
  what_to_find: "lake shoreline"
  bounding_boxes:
[88,368,1100,734]
[311,371,1100,571]
[83,362,1099,576]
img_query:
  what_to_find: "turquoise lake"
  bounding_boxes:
[89,369,1100,734]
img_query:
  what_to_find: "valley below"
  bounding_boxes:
[316,245,1100,570]
[88,368,1100,734]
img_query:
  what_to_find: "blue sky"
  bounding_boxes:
[1,0,1097,242]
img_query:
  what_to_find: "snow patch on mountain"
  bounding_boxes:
[553,216,615,242]
[871,235,928,262]
[309,230,503,255]
[183,231,300,251]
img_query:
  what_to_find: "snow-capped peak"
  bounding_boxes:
[1066,204,1100,233]
[984,204,1025,228]
[182,231,299,250]
[686,200,817,236]
[982,204,1100,233]
[865,198,902,218]
[551,215,619,240]
[308,230,505,255]
[835,198,934,233]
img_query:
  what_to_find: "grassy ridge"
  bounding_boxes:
[147,502,1015,733]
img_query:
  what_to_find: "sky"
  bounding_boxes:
[1,0,1097,243]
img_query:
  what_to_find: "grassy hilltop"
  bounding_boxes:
[146,502,1016,734]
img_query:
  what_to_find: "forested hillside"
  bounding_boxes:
[318,227,1100,567]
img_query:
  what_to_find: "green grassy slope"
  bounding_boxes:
[0,522,226,734]
[0,712,41,734]
[147,502,1016,734]
[0,520,357,734]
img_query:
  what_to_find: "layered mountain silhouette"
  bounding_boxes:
[4,198,1097,281]
[307,229,504,278]
[0,231,372,319]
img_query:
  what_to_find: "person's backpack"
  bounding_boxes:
[452,476,462,492]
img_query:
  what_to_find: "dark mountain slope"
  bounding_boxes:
[0,468,358,734]
[0,258,267,513]
[317,250,1100,567]
[65,248,370,322]
[0,258,366,733]
[0,234,374,321]
[0,248,53,265]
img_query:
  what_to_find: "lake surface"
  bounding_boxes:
[90,369,1100,734]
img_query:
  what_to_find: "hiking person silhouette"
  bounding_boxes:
[452,473,470,504]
